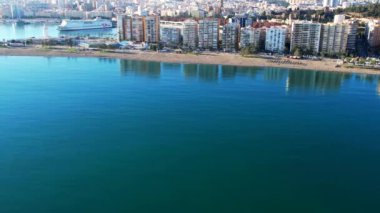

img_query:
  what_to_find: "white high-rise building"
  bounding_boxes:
[323,0,339,7]
[290,21,322,54]
[320,23,349,55]
[366,20,380,48]
[265,26,287,53]
[240,27,265,49]
[198,19,219,50]
[221,22,240,52]
[160,21,184,46]
[182,19,198,48]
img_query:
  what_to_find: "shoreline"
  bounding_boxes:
[1,47,380,75]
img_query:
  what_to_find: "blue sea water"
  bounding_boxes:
[0,56,380,212]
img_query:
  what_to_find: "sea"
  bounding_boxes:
[0,56,380,212]
[0,22,117,40]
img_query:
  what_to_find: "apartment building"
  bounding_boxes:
[320,23,349,54]
[221,22,240,52]
[346,21,358,52]
[117,15,144,42]
[290,21,322,54]
[160,21,184,46]
[366,20,380,48]
[198,19,220,50]
[182,19,198,48]
[333,15,358,52]
[143,15,160,43]
[265,26,287,53]
[240,26,265,49]
[323,0,339,7]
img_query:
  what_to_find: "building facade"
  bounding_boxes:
[265,26,287,53]
[290,21,322,54]
[160,21,184,46]
[323,0,339,8]
[117,15,144,42]
[221,23,240,52]
[198,19,220,50]
[240,27,265,49]
[182,19,198,49]
[366,20,380,48]
[346,21,358,52]
[143,15,160,43]
[320,23,348,55]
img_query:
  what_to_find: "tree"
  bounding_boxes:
[292,47,303,57]
[67,38,74,47]
[240,44,258,56]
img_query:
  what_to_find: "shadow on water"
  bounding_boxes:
[118,59,380,94]
[222,65,260,79]
[161,62,181,71]
[98,58,117,64]
[119,59,161,78]
[182,64,219,82]
[198,64,218,82]
[286,70,352,93]
[263,67,289,82]
[183,64,199,79]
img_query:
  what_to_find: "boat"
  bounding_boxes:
[58,17,112,31]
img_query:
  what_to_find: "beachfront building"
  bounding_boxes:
[221,23,240,52]
[323,0,339,7]
[160,21,184,46]
[265,26,287,53]
[332,15,358,52]
[143,15,160,43]
[290,21,322,54]
[366,20,380,48]
[240,26,265,49]
[117,15,129,41]
[198,19,220,50]
[182,19,198,49]
[131,16,144,42]
[346,21,358,52]
[118,15,144,42]
[320,23,348,55]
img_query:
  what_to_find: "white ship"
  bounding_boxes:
[58,17,112,31]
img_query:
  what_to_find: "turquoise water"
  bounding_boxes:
[0,23,117,40]
[1,56,380,212]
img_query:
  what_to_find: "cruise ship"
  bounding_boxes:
[58,17,112,31]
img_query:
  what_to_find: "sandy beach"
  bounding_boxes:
[1,46,380,75]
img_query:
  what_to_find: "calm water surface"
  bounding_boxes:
[0,23,117,40]
[0,56,380,212]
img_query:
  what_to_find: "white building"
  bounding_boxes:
[320,23,349,55]
[221,22,240,52]
[198,19,219,50]
[323,0,339,7]
[182,19,198,48]
[366,20,380,48]
[240,27,265,49]
[334,14,345,24]
[160,21,184,46]
[265,26,287,53]
[290,21,322,54]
